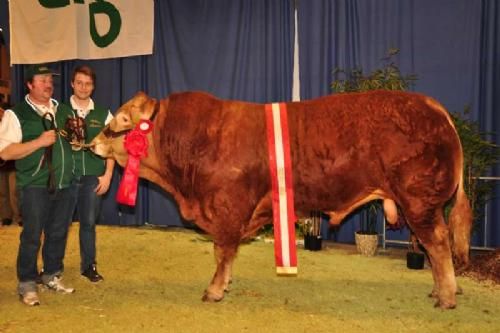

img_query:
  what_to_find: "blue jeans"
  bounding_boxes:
[73,176,102,272]
[17,186,76,288]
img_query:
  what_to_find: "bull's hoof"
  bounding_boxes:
[202,290,224,302]
[429,287,462,298]
[434,300,456,309]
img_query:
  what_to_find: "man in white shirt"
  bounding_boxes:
[67,65,114,283]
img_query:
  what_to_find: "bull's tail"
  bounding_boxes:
[448,171,473,270]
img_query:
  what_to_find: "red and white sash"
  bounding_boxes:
[265,102,298,276]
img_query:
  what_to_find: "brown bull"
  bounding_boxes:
[91,90,472,308]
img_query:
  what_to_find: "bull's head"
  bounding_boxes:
[91,92,159,167]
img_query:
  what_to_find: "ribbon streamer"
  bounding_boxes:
[116,120,153,206]
[265,102,298,276]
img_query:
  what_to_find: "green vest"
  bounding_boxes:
[71,105,108,177]
[13,99,75,189]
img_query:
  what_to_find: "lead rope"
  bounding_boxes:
[70,141,96,150]
[41,113,57,194]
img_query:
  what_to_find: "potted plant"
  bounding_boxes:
[407,232,426,269]
[354,201,380,256]
[302,211,322,251]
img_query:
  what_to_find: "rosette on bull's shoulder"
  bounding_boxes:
[116,119,153,206]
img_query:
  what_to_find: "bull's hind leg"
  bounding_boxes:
[411,210,457,309]
[202,242,238,302]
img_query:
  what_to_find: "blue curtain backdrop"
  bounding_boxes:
[0,0,498,247]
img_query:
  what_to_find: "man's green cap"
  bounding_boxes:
[24,64,59,81]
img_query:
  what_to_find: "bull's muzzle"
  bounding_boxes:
[90,131,112,158]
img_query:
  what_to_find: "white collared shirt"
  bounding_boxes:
[70,95,113,124]
[0,95,58,152]
[70,95,94,119]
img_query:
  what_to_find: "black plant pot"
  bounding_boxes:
[406,251,425,270]
[304,235,322,251]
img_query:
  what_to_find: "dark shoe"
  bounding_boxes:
[35,271,43,285]
[2,218,12,226]
[82,265,103,283]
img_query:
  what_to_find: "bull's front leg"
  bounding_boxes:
[215,242,235,291]
[202,242,239,302]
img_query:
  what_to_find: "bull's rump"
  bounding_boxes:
[157,90,461,227]
[288,90,462,215]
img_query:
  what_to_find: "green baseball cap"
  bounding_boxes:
[24,64,59,81]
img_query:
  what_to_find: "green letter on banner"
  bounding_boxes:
[39,0,70,8]
[89,0,122,48]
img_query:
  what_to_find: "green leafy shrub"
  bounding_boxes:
[450,108,500,222]
[331,48,417,93]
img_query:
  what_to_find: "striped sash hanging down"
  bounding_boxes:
[264,102,298,276]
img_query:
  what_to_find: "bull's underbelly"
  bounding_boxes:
[291,150,459,226]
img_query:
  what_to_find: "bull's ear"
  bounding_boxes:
[128,93,153,124]
[139,98,156,120]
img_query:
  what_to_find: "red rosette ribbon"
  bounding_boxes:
[116,120,154,206]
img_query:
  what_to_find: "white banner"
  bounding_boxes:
[9,0,154,64]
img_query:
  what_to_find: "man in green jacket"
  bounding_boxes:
[0,64,76,306]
